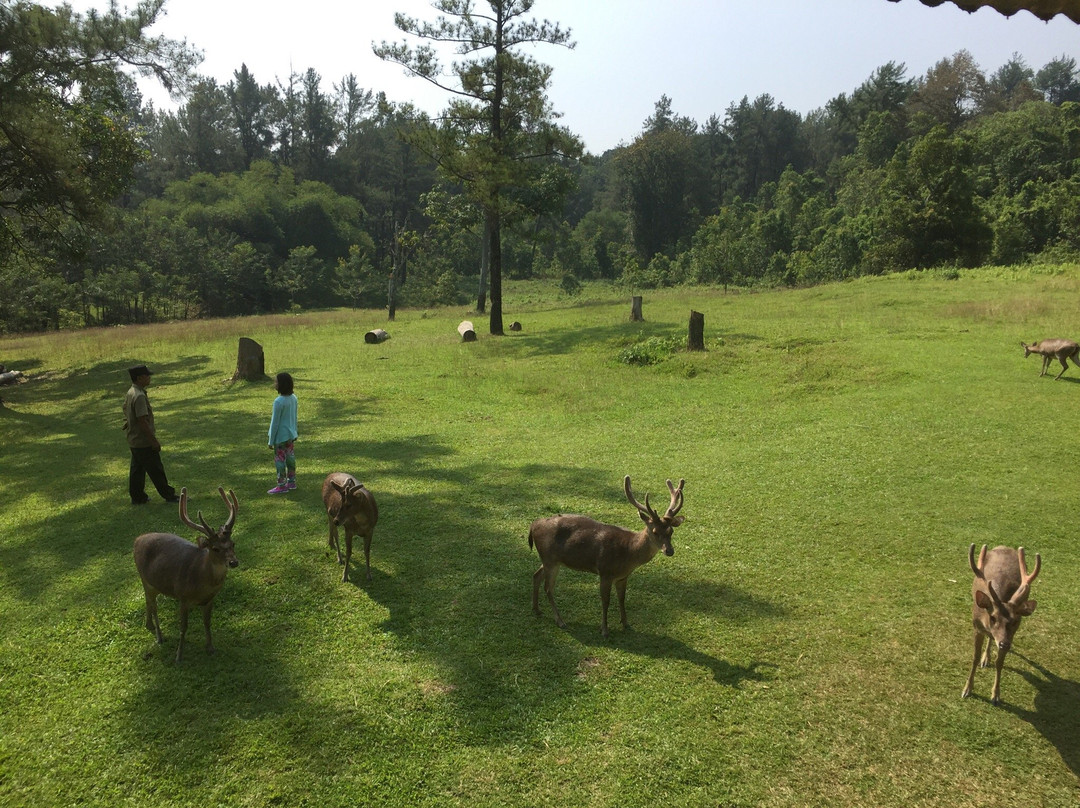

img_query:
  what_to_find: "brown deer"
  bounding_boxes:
[1021,339,1080,379]
[529,476,685,637]
[322,472,379,583]
[962,543,1040,705]
[133,487,239,663]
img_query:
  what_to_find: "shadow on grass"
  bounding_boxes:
[1005,652,1080,777]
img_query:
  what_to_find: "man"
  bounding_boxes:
[123,364,179,504]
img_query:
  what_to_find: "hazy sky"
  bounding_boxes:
[124,0,1080,153]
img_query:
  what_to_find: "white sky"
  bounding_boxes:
[115,0,1080,153]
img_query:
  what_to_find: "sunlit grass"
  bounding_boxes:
[1,268,1079,807]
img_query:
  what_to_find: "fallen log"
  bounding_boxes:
[458,321,477,342]
[364,328,390,344]
[0,370,23,385]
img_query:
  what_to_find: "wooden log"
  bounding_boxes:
[233,337,265,381]
[0,370,22,385]
[688,310,706,351]
[364,328,390,344]
[508,321,522,332]
[630,296,644,322]
[458,321,477,342]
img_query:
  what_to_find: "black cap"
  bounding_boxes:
[128,365,152,381]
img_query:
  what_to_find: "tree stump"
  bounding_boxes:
[365,328,390,344]
[508,321,522,332]
[458,321,477,342]
[630,296,644,322]
[688,310,705,351]
[233,337,265,381]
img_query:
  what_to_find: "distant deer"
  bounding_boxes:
[962,543,1040,705]
[1021,339,1080,379]
[529,476,685,637]
[322,472,379,583]
[133,487,239,663]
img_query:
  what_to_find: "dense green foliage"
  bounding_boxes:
[2,270,1079,806]
[6,1,1080,335]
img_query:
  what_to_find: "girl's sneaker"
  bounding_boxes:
[268,484,289,494]
[286,480,297,490]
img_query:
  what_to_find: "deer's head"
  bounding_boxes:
[329,478,369,526]
[625,476,685,556]
[180,487,239,568]
[970,544,1038,653]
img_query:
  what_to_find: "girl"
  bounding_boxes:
[267,372,298,494]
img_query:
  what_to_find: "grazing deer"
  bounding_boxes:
[529,476,685,637]
[962,543,1040,705]
[1020,339,1080,379]
[133,487,239,663]
[321,472,379,583]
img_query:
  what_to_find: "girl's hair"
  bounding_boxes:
[275,372,294,396]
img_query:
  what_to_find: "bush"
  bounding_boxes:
[616,335,682,366]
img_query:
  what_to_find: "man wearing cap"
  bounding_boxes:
[123,365,179,504]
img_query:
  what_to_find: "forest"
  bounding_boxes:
[4,0,1080,334]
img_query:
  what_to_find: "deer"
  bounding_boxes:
[962,543,1040,705]
[529,475,685,637]
[1020,339,1080,379]
[133,487,239,663]
[321,472,379,583]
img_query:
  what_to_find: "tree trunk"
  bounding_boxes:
[630,296,644,321]
[233,337,265,381]
[476,218,490,314]
[688,310,705,351]
[487,208,504,335]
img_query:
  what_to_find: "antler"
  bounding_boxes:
[1013,546,1041,602]
[179,487,212,539]
[664,478,685,520]
[968,544,987,578]
[218,487,238,531]
[624,476,659,519]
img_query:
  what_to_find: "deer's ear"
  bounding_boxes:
[1017,599,1037,616]
[331,482,346,494]
[974,589,994,610]
[670,515,685,527]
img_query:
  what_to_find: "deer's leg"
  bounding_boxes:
[990,647,1007,705]
[1041,356,1050,376]
[615,578,629,629]
[962,631,984,698]
[328,517,341,561]
[342,528,354,583]
[979,636,993,668]
[599,577,613,638]
[363,529,373,582]
[201,603,215,655]
[532,566,545,616]
[143,586,162,643]
[1056,355,1069,379]
[543,566,566,628]
[176,603,189,663]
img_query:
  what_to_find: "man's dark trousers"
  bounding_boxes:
[129,447,176,503]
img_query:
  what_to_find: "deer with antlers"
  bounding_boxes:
[962,543,1040,705]
[133,487,239,663]
[529,476,685,637]
[321,472,379,583]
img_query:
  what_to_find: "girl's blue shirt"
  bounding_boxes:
[268,393,298,446]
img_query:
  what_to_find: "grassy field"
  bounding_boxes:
[1,268,1078,807]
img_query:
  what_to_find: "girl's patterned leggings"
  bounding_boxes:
[273,440,296,482]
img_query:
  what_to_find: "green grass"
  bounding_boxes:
[2,268,1079,807]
